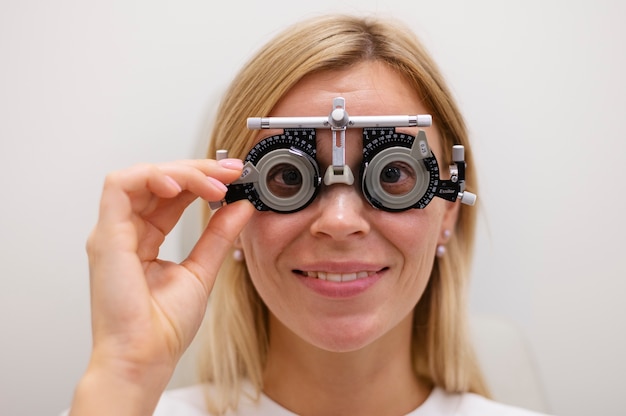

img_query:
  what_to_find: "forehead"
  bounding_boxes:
[272,61,425,116]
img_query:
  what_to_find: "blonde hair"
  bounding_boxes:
[199,13,486,414]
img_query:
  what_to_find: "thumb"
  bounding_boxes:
[182,200,255,292]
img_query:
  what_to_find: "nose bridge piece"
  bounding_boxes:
[324,97,355,186]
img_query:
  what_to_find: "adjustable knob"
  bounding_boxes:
[459,191,477,206]
[329,97,350,128]
[452,145,465,163]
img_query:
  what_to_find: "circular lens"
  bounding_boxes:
[255,148,320,212]
[363,147,431,211]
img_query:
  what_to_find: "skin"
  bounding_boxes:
[237,61,459,415]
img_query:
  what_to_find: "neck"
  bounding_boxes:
[262,312,431,416]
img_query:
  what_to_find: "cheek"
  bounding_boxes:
[239,212,303,264]
[376,207,443,252]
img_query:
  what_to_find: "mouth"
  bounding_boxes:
[294,269,386,282]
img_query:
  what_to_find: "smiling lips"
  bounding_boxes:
[294,267,386,298]
[298,270,379,282]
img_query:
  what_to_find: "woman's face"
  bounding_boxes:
[238,61,458,352]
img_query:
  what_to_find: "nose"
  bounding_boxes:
[309,184,371,240]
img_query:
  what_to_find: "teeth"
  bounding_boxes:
[327,273,342,282]
[340,273,357,282]
[304,271,375,282]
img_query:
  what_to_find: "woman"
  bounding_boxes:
[68,14,548,416]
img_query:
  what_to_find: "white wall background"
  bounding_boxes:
[1,1,625,415]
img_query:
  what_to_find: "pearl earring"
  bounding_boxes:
[233,249,244,262]
[436,229,451,258]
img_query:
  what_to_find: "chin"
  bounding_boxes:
[302,320,387,353]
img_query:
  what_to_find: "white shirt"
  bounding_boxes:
[155,383,550,416]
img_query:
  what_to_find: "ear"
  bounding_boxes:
[233,236,243,249]
[438,201,461,245]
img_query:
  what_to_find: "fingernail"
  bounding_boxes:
[218,158,244,170]
[207,176,228,192]
[165,175,182,193]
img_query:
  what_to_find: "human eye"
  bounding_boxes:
[266,163,304,198]
[379,161,416,195]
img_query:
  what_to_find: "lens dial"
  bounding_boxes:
[225,128,321,213]
[361,128,440,211]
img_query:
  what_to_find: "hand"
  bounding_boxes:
[71,159,254,415]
